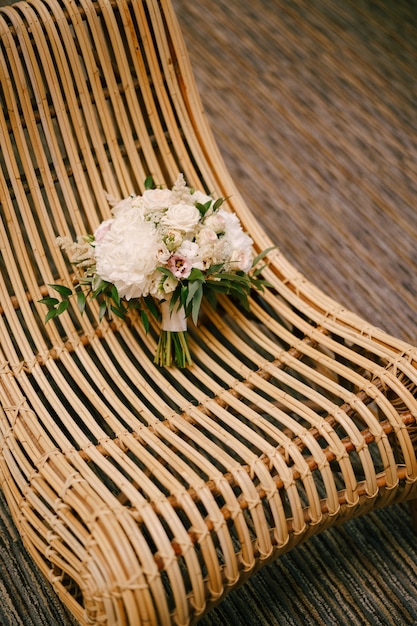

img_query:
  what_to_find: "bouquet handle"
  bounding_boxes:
[154,299,192,367]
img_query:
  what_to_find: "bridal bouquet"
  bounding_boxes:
[41,174,271,367]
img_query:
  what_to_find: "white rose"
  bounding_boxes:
[229,248,253,273]
[177,240,199,260]
[197,228,218,247]
[156,243,171,264]
[141,188,174,212]
[163,228,184,251]
[177,240,205,270]
[95,206,159,299]
[204,213,225,234]
[161,275,178,294]
[160,203,201,233]
[146,270,174,299]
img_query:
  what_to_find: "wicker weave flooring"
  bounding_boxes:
[1,0,417,624]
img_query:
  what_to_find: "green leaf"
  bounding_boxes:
[111,284,121,308]
[111,305,127,320]
[144,175,154,190]
[143,295,159,320]
[191,284,203,326]
[157,266,175,279]
[252,245,277,268]
[141,309,150,333]
[57,299,69,314]
[127,299,141,310]
[250,276,273,291]
[208,277,251,296]
[180,285,188,309]
[38,297,59,307]
[99,300,107,320]
[49,283,73,297]
[204,287,218,310]
[92,279,110,299]
[77,291,86,314]
[226,282,246,295]
[206,281,231,294]
[186,279,203,307]
[169,287,181,312]
[212,197,224,211]
[252,263,268,277]
[206,263,224,275]
[195,201,211,217]
[188,267,205,282]
[212,271,250,283]
[45,308,59,323]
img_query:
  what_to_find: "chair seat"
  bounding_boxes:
[0,0,416,624]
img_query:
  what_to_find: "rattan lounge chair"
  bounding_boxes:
[1,0,417,624]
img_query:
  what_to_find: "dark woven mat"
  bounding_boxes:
[2,485,417,626]
[174,0,417,344]
[1,0,417,624]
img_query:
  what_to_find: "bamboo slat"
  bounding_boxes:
[0,0,416,625]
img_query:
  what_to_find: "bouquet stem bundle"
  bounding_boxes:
[155,300,192,367]
[155,329,192,368]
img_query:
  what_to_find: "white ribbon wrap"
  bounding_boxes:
[160,299,187,332]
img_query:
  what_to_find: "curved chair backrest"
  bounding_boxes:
[1,1,417,625]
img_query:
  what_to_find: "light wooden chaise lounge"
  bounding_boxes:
[1,0,417,624]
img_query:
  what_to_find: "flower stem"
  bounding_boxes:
[154,330,193,368]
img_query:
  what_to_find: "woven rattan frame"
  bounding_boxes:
[1,0,417,624]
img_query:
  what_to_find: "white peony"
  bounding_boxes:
[211,238,228,266]
[94,218,114,242]
[218,208,253,272]
[111,196,135,217]
[191,189,213,206]
[219,208,252,247]
[220,208,252,242]
[197,245,217,270]
[160,203,201,233]
[95,206,160,300]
